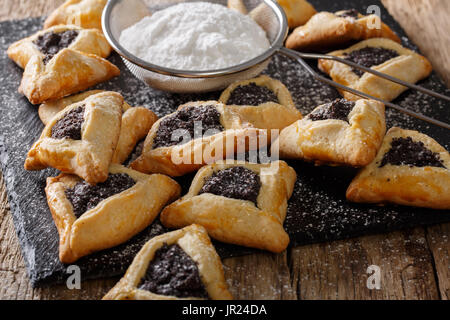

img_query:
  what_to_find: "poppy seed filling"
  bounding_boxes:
[65,173,136,218]
[308,99,355,122]
[153,105,224,149]
[227,82,279,106]
[343,47,399,77]
[33,30,79,64]
[380,137,445,168]
[139,243,209,298]
[199,166,261,205]
[51,105,85,140]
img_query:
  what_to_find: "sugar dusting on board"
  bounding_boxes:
[119,2,270,71]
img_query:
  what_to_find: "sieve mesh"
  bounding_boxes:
[103,0,287,93]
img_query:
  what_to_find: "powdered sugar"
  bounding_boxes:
[119,2,270,71]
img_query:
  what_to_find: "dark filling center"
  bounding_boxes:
[65,173,136,218]
[33,30,79,64]
[307,99,355,122]
[336,9,360,19]
[153,105,224,149]
[226,83,279,106]
[139,243,209,299]
[199,166,261,205]
[343,47,400,77]
[380,137,445,168]
[51,105,85,140]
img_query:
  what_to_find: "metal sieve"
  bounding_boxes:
[102,0,450,129]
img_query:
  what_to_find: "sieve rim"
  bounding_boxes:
[102,0,288,79]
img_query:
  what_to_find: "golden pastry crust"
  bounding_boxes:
[219,75,302,131]
[249,0,316,29]
[103,224,232,300]
[318,38,433,102]
[19,48,120,105]
[112,107,158,164]
[131,101,268,177]
[7,25,111,69]
[160,160,296,253]
[346,127,450,210]
[275,99,386,167]
[286,11,400,51]
[25,92,123,184]
[45,164,181,263]
[44,0,108,30]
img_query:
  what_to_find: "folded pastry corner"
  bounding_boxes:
[19,49,119,104]
[160,160,296,253]
[103,224,232,300]
[25,91,123,184]
[46,164,181,263]
[346,127,450,210]
[318,38,432,102]
[130,101,268,177]
[44,0,108,30]
[286,9,400,51]
[219,75,302,131]
[275,98,386,167]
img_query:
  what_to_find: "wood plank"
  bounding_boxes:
[426,224,450,300]
[290,229,439,300]
[223,253,297,300]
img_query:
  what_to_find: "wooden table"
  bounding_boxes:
[0,0,449,300]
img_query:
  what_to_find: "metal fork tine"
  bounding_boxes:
[298,52,450,102]
[279,47,450,130]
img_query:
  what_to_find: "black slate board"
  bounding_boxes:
[1,0,449,286]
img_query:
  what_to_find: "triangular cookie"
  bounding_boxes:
[131,101,267,177]
[45,164,181,263]
[25,91,124,184]
[103,224,232,300]
[318,38,432,102]
[160,160,296,253]
[275,98,386,167]
[347,127,450,209]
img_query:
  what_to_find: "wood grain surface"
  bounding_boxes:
[0,0,449,300]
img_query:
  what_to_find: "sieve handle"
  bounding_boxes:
[279,47,450,130]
